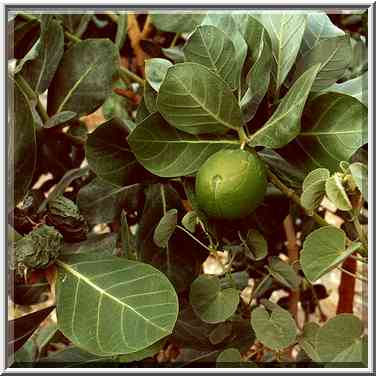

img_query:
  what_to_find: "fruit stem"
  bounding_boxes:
[237,127,249,147]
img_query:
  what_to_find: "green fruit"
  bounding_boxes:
[195,149,267,219]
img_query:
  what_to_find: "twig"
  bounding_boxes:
[119,66,145,86]
[283,215,300,321]
[266,170,329,228]
[176,225,212,253]
[169,33,180,48]
[337,266,368,282]
[160,184,171,277]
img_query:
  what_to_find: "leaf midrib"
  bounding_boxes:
[56,260,169,334]
[57,57,98,113]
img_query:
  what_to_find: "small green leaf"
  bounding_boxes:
[300,226,362,282]
[243,229,268,261]
[157,62,242,135]
[183,25,238,90]
[216,348,242,366]
[182,211,198,233]
[301,168,330,211]
[316,314,363,363]
[47,39,118,117]
[325,173,352,211]
[302,168,330,191]
[250,303,297,351]
[249,64,320,149]
[128,113,239,177]
[189,275,239,324]
[145,58,172,92]
[162,47,185,63]
[349,162,368,202]
[153,209,178,248]
[266,256,300,290]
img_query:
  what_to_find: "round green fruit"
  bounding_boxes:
[195,149,267,220]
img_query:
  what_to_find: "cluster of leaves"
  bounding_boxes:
[8,10,368,368]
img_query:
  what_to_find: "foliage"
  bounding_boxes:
[8,9,368,369]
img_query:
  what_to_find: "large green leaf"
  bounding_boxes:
[240,28,272,122]
[316,314,363,363]
[248,64,320,148]
[128,113,239,177]
[157,63,242,135]
[56,253,178,356]
[241,15,265,61]
[9,78,37,207]
[189,275,239,324]
[329,336,367,366]
[298,322,321,362]
[200,13,247,89]
[292,35,352,92]
[47,39,118,117]
[19,16,64,94]
[256,12,306,92]
[250,302,297,351]
[85,118,144,187]
[300,226,362,282]
[77,178,141,225]
[151,12,206,33]
[281,93,368,173]
[323,73,368,107]
[183,25,238,90]
[299,12,345,56]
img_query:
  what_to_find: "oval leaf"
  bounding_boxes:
[47,38,118,117]
[303,168,330,191]
[183,25,238,90]
[151,13,206,33]
[157,63,242,135]
[43,111,77,129]
[300,226,362,282]
[86,118,145,187]
[249,64,320,148]
[257,12,306,92]
[316,314,363,363]
[281,93,368,173]
[216,348,242,366]
[145,58,172,92]
[56,253,178,356]
[325,173,352,211]
[153,209,178,248]
[182,211,198,233]
[251,303,297,351]
[189,275,239,324]
[349,162,368,202]
[10,78,37,207]
[128,113,239,177]
[244,229,268,261]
